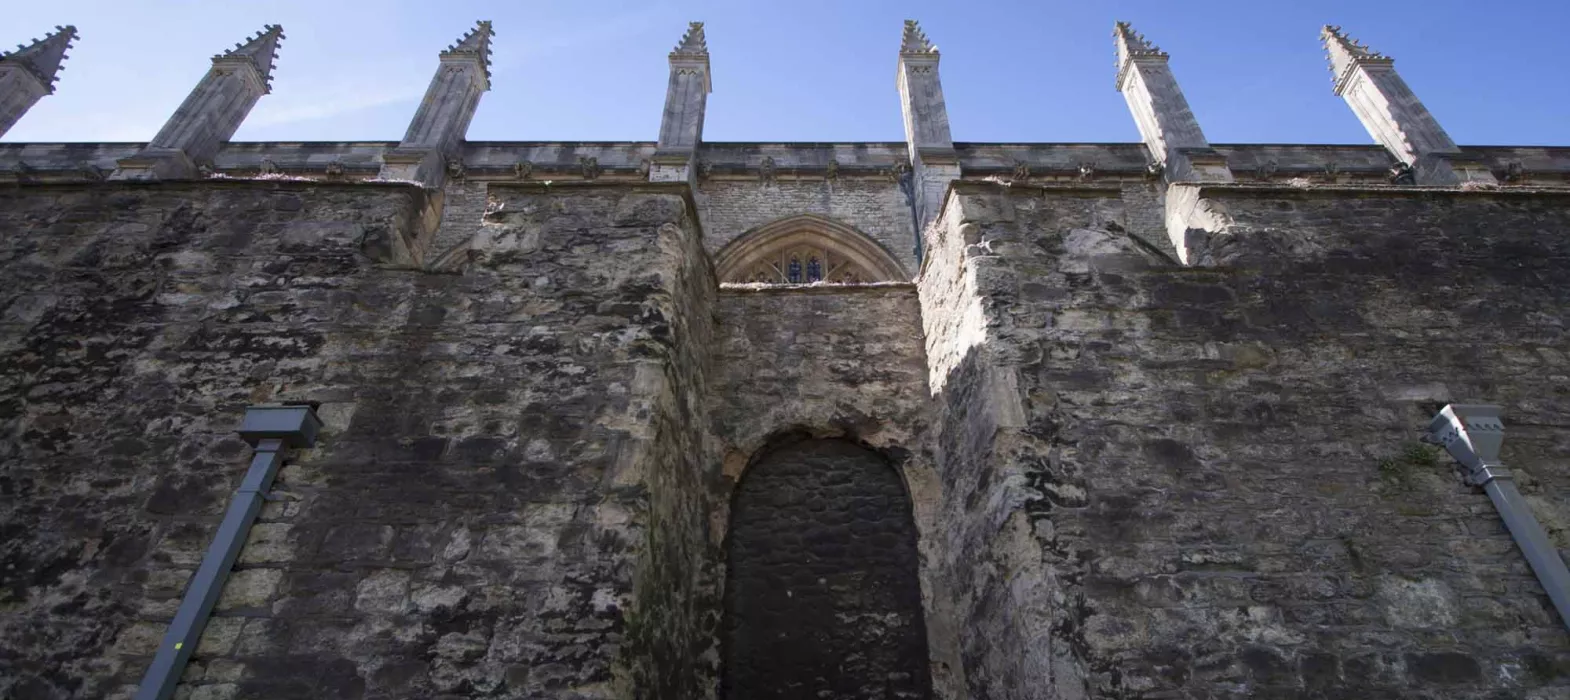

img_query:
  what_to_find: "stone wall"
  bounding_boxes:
[696,180,919,274]
[0,180,714,700]
[0,181,424,700]
[6,167,1570,700]
[921,181,1570,699]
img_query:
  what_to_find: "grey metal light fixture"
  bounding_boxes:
[135,404,322,700]
[1427,404,1570,633]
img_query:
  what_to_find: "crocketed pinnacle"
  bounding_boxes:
[900,20,938,56]
[443,20,495,83]
[1,25,78,94]
[1113,21,1168,89]
[1114,21,1167,67]
[1321,25,1393,94]
[213,24,285,93]
[671,21,707,57]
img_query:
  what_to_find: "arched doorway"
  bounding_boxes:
[721,438,933,699]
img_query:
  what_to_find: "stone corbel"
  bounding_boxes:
[1164,183,1234,265]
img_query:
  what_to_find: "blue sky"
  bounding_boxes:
[6,1,1568,145]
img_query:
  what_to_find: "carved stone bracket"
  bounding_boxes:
[1388,161,1415,185]
[447,157,466,183]
[324,161,346,179]
[580,156,601,180]
[514,160,532,180]
[890,159,911,183]
[1012,161,1030,181]
[1077,161,1097,181]
[759,156,777,185]
[1321,161,1341,183]
[1256,159,1279,181]
[825,159,839,182]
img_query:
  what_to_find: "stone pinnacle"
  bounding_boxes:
[213,24,285,93]
[1,24,78,94]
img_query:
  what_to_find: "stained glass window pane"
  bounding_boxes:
[806,257,823,282]
[787,257,803,283]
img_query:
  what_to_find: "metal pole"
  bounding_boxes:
[135,404,320,700]
[1480,476,1570,630]
[135,440,284,700]
[1427,404,1570,633]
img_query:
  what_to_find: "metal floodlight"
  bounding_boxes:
[1426,403,1504,482]
[237,403,322,448]
[136,402,320,700]
[1424,403,1570,634]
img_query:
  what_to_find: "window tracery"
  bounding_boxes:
[715,215,907,286]
[735,245,867,284]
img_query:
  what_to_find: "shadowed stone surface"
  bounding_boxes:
[919,181,1570,699]
[722,438,931,700]
[2,138,1569,700]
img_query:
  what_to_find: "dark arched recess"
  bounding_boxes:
[721,438,933,699]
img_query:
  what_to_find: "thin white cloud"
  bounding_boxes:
[245,85,424,128]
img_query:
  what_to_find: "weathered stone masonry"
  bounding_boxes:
[921,181,1570,698]
[3,15,1570,700]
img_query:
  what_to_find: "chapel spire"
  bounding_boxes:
[650,22,712,183]
[0,25,77,137]
[1318,24,1494,185]
[112,24,285,180]
[377,20,495,188]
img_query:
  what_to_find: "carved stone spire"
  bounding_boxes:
[112,25,285,180]
[216,24,285,92]
[1319,25,1494,185]
[899,19,937,56]
[1320,25,1390,95]
[444,19,494,88]
[896,19,957,237]
[378,20,495,188]
[2,25,77,93]
[1112,20,1230,185]
[0,25,78,137]
[1112,21,1166,88]
[651,22,712,183]
[672,21,707,57]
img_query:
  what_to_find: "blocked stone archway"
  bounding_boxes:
[721,438,933,700]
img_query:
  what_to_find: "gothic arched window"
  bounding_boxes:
[714,215,910,286]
